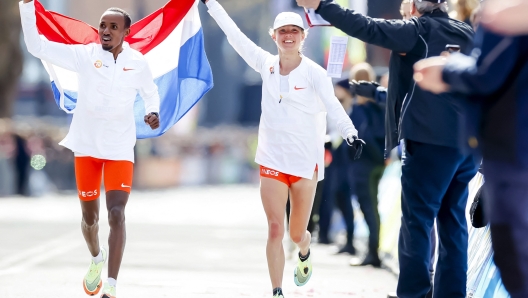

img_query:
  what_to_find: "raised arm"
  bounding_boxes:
[442,29,520,96]
[298,0,419,53]
[414,28,521,96]
[205,0,272,73]
[481,0,528,36]
[20,0,84,72]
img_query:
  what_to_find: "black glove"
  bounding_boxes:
[349,80,380,99]
[346,135,366,160]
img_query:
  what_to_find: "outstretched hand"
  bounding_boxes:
[413,56,450,94]
[481,0,528,36]
[296,0,322,10]
[144,113,160,130]
[346,135,365,160]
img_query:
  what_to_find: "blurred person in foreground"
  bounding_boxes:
[480,0,528,36]
[20,1,160,297]
[296,0,478,297]
[414,23,528,298]
[202,0,363,297]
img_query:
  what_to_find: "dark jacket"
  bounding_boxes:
[350,101,386,166]
[316,1,474,157]
[330,101,385,186]
[443,28,528,168]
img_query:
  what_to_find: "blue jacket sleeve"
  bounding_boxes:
[316,0,419,53]
[442,27,519,96]
[375,87,387,104]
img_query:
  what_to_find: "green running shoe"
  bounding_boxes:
[100,282,116,298]
[83,247,107,296]
[294,250,312,286]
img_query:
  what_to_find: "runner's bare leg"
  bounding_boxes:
[289,171,318,256]
[80,199,101,257]
[260,178,289,289]
[106,191,129,279]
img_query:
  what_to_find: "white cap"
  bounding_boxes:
[272,12,305,30]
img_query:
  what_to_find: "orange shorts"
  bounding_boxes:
[259,165,318,187]
[74,156,134,201]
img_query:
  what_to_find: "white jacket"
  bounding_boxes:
[20,1,160,163]
[207,0,357,181]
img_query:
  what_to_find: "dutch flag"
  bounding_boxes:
[34,0,213,138]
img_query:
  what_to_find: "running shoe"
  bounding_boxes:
[294,250,312,286]
[100,283,116,298]
[273,293,284,298]
[83,247,107,296]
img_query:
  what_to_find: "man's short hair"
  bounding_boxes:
[414,1,448,14]
[106,7,131,29]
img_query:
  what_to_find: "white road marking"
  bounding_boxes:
[0,230,82,276]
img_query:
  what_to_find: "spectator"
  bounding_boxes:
[415,25,528,298]
[347,65,386,268]
[317,77,357,253]
[296,0,478,297]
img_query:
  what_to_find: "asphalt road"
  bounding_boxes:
[0,185,396,298]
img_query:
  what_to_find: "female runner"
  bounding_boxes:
[203,1,364,297]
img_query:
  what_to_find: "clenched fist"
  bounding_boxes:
[144,112,160,130]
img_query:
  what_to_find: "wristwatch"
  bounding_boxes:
[149,112,159,118]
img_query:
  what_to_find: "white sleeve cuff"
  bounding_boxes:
[206,0,218,9]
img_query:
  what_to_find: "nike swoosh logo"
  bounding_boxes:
[294,86,306,90]
[85,275,101,292]
[121,183,131,188]
[123,67,135,71]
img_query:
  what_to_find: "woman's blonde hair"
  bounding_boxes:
[453,0,479,22]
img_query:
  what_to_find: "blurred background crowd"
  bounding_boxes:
[0,0,479,197]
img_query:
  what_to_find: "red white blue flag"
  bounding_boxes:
[34,0,213,138]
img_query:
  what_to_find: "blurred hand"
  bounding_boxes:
[349,80,379,99]
[346,135,365,160]
[144,113,160,130]
[200,0,208,3]
[23,0,33,3]
[413,56,450,94]
[296,0,321,10]
[481,0,528,36]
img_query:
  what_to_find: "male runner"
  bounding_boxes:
[20,1,160,297]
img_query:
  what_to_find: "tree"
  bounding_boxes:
[0,0,24,118]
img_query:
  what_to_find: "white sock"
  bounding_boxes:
[92,249,103,264]
[107,277,117,288]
